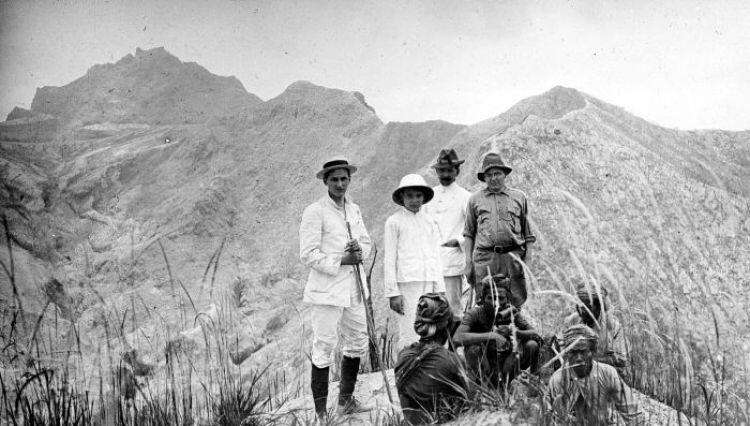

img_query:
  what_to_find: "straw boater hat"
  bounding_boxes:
[477,152,512,182]
[432,148,465,169]
[392,174,434,205]
[315,156,358,180]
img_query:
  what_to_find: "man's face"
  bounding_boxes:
[325,168,350,199]
[483,288,509,314]
[435,165,458,186]
[565,340,594,378]
[484,167,506,191]
[402,189,425,213]
[578,299,602,326]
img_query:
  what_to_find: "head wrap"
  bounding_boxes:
[575,283,609,310]
[561,324,598,348]
[413,293,452,339]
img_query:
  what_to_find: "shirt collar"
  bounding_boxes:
[323,194,348,211]
[438,182,459,192]
[401,206,421,215]
[483,185,508,195]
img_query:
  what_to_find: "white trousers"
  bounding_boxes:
[394,281,439,352]
[444,275,464,320]
[310,294,368,368]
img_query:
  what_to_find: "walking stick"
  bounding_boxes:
[343,203,395,404]
[365,242,379,369]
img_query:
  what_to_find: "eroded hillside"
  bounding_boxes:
[1,47,748,423]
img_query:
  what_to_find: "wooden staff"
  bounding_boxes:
[343,202,394,404]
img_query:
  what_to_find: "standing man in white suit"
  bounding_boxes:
[424,148,472,320]
[299,156,372,421]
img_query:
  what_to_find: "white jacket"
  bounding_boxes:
[423,182,471,276]
[300,196,372,307]
[383,208,445,298]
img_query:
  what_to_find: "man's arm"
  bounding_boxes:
[353,205,372,259]
[610,372,646,425]
[520,196,536,248]
[502,311,541,342]
[462,198,477,278]
[299,204,343,275]
[599,317,628,368]
[452,323,508,349]
[383,217,400,297]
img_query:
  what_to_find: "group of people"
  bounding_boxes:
[299,150,645,424]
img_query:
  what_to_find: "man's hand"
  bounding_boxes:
[389,295,405,315]
[345,239,362,254]
[341,251,363,265]
[461,263,474,279]
[523,244,532,265]
[492,332,510,351]
[495,325,511,338]
[441,239,460,248]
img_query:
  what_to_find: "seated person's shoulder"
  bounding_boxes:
[514,309,537,329]
[460,307,490,330]
[593,361,621,380]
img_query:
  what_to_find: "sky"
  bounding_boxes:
[0,0,748,130]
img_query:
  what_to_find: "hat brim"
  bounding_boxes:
[316,164,357,180]
[392,186,434,206]
[432,160,465,169]
[477,166,512,182]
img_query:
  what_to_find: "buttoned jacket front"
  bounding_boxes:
[383,208,445,298]
[464,186,536,253]
[300,195,372,307]
[423,182,471,276]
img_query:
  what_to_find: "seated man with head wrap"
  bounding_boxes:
[563,283,627,373]
[546,324,645,425]
[452,274,541,389]
[395,293,470,425]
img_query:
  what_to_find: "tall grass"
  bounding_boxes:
[2,188,748,426]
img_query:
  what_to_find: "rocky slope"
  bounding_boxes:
[1,48,748,421]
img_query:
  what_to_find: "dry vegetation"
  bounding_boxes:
[1,202,747,425]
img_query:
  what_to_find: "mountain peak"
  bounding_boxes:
[268,80,380,122]
[135,46,171,58]
[29,47,261,125]
[470,85,589,134]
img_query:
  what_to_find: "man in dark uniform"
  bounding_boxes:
[453,274,541,389]
[463,152,536,307]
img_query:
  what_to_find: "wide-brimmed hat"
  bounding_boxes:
[432,148,465,169]
[392,174,434,205]
[315,156,358,180]
[477,152,512,182]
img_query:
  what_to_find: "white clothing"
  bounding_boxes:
[310,292,368,368]
[443,275,464,319]
[383,208,446,298]
[300,195,372,307]
[394,281,440,351]
[424,182,471,276]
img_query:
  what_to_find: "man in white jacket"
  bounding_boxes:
[424,148,471,320]
[299,156,372,420]
[384,174,446,352]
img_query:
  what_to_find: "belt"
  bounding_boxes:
[478,244,524,254]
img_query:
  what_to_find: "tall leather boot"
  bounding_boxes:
[337,356,370,415]
[311,364,330,421]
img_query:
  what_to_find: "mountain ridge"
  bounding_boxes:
[0,47,748,420]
